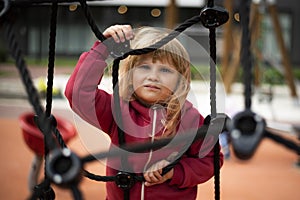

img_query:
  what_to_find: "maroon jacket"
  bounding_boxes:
[65,41,223,199]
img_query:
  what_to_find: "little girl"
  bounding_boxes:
[65,24,223,199]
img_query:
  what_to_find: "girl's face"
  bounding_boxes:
[132,55,179,105]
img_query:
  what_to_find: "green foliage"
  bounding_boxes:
[190,64,212,80]
[3,56,79,67]
[25,57,78,67]
[2,56,300,85]
[0,71,13,77]
[261,67,285,85]
[294,68,300,81]
[0,50,8,62]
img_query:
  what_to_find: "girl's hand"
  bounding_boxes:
[143,160,174,187]
[103,24,134,43]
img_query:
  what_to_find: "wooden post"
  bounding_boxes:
[223,29,242,93]
[165,0,178,29]
[222,0,297,98]
[221,0,234,79]
[250,3,263,87]
[268,4,297,98]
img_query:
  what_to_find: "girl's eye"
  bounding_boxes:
[137,65,150,70]
[160,67,173,73]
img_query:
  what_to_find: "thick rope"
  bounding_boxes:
[2,5,67,200]
[240,0,253,110]
[109,16,205,200]
[112,14,202,90]
[113,15,203,65]
[82,123,221,162]
[204,0,220,199]
[41,3,59,199]
[71,185,83,200]
[82,4,222,200]
[2,2,299,200]
[208,21,221,200]
[79,0,106,41]
[45,1,67,149]
[2,1,222,199]
[264,130,300,154]
[2,17,56,151]
[2,2,67,150]
[45,0,57,117]
[111,14,203,174]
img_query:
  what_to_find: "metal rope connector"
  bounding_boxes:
[104,38,131,59]
[200,5,229,28]
[228,110,266,160]
[115,171,136,190]
[46,148,82,186]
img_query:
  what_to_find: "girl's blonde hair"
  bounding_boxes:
[119,27,191,137]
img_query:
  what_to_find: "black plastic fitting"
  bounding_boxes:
[228,110,266,160]
[46,148,82,186]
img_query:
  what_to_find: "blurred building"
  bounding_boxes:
[4,0,300,66]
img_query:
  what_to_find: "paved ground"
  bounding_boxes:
[0,64,300,199]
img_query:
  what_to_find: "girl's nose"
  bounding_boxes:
[147,69,159,82]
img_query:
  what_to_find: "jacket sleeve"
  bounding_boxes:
[64,41,114,133]
[169,113,224,188]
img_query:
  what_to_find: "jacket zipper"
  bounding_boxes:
[141,107,157,200]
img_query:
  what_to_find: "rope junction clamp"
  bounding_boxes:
[227,110,266,160]
[115,172,136,190]
[34,114,57,134]
[104,38,131,58]
[46,148,82,186]
[199,5,229,28]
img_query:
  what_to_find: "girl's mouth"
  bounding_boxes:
[144,84,160,90]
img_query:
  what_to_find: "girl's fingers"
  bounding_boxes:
[143,160,172,186]
[144,170,163,183]
[104,26,122,43]
[143,172,151,183]
[152,171,163,181]
[122,24,134,40]
[112,26,126,42]
[144,172,156,183]
[103,24,134,43]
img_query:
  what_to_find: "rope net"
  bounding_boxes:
[1,0,298,200]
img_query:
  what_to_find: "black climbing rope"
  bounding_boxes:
[0,1,230,199]
[240,0,253,110]
[206,0,220,198]
[45,0,57,118]
[79,0,106,42]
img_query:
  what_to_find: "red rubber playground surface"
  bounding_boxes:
[0,113,299,200]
